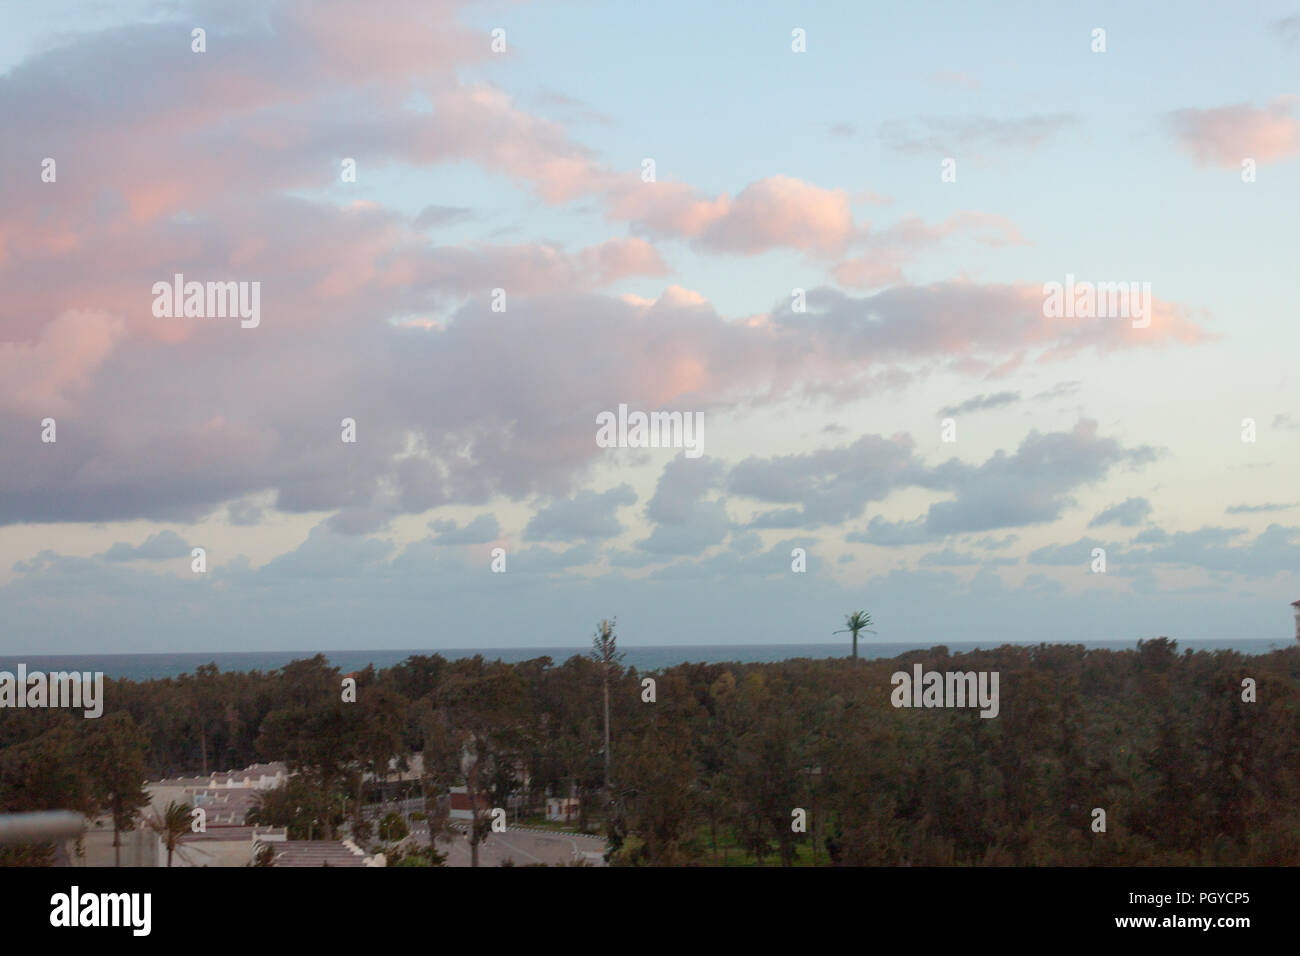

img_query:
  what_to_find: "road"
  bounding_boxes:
[359,800,607,865]
[439,826,607,867]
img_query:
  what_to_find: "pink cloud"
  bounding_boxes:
[417,237,669,295]
[288,0,489,81]
[584,238,671,285]
[418,86,609,203]
[0,276,1205,526]
[0,310,125,415]
[607,175,856,256]
[0,1,1210,532]
[0,1,1010,279]
[1170,97,1300,166]
[881,212,1027,249]
[833,254,905,290]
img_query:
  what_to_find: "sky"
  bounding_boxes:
[1,0,1298,653]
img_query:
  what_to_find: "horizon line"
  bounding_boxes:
[0,637,1290,660]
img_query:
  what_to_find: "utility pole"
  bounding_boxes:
[591,618,622,802]
[603,663,611,790]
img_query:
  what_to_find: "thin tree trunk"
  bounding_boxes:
[812,804,818,865]
[111,794,122,866]
[470,803,481,867]
[602,679,611,791]
[468,761,482,867]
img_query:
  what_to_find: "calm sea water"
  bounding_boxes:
[0,639,1290,681]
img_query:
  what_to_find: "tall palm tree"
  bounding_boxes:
[150,800,193,867]
[834,611,876,660]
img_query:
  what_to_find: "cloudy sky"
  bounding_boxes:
[2,0,1298,654]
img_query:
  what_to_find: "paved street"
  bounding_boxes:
[438,826,607,867]
[359,800,607,865]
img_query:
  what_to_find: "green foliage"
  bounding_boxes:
[245,776,338,841]
[393,853,433,867]
[3,641,1297,868]
[834,610,876,659]
[390,844,445,866]
[378,810,408,842]
[150,800,194,866]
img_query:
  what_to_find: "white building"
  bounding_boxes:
[546,797,580,823]
[208,762,287,790]
[169,826,287,868]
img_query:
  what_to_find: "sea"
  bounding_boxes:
[0,638,1290,682]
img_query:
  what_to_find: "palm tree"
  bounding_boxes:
[834,611,876,660]
[150,800,193,867]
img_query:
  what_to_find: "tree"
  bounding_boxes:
[723,673,808,866]
[255,656,351,839]
[432,659,529,867]
[0,722,97,866]
[150,800,193,867]
[590,619,624,798]
[613,674,699,865]
[351,679,407,831]
[417,705,459,847]
[378,810,408,843]
[834,611,876,660]
[178,663,222,776]
[246,777,334,840]
[83,713,151,866]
